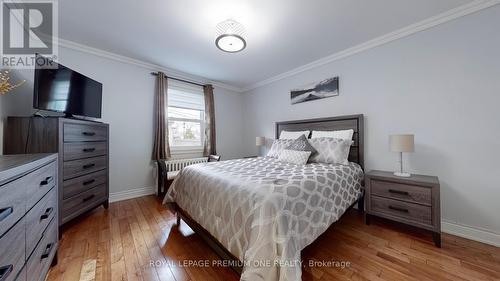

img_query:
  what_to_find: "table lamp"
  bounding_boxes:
[390,134,414,177]
[256,137,265,157]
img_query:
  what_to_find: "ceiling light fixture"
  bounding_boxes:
[215,19,246,53]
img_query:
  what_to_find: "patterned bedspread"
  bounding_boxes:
[163,157,363,281]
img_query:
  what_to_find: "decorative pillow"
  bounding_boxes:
[286,135,317,156]
[267,139,295,158]
[308,137,353,165]
[279,130,310,139]
[311,129,354,141]
[278,149,311,165]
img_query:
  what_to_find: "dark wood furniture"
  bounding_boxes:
[157,155,221,197]
[3,117,109,229]
[276,114,364,168]
[0,154,58,281]
[172,114,365,274]
[364,170,441,247]
[207,155,221,162]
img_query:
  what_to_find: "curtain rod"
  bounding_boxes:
[150,72,205,87]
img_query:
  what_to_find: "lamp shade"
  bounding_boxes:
[390,134,414,152]
[256,137,266,146]
[215,19,247,53]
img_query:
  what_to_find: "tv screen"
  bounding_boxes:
[33,59,102,118]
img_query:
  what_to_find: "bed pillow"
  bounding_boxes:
[286,135,317,156]
[279,130,310,139]
[308,137,353,165]
[311,129,354,141]
[267,139,295,158]
[278,149,311,165]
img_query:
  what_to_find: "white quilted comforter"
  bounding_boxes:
[163,157,363,281]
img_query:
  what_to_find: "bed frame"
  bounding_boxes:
[275,114,364,169]
[172,114,365,274]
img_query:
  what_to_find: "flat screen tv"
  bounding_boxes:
[33,57,102,118]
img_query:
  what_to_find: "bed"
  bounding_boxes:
[163,114,365,281]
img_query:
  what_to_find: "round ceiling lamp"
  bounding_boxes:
[215,19,246,53]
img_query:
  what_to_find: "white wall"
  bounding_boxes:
[214,87,246,160]
[242,6,500,242]
[0,46,245,196]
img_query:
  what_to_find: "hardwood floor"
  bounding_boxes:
[47,196,500,281]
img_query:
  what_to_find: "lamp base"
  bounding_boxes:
[394,172,411,177]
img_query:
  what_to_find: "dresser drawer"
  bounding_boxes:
[25,187,57,257]
[63,156,106,180]
[64,123,107,142]
[26,218,57,281]
[14,265,26,281]
[62,184,106,224]
[64,142,107,161]
[25,161,57,211]
[371,179,431,206]
[63,170,107,199]
[0,217,25,281]
[371,196,432,225]
[0,179,26,238]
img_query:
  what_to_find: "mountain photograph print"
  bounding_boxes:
[290,77,339,104]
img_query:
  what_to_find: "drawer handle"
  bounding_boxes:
[83,179,96,186]
[40,207,54,221]
[388,189,409,196]
[83,194,95,202]
[0,207,13,222]
[83,148,96,153]
[82,131,96,136]
[40,176,54,186]
[0,265,13,281]
[41,243,55,260]
[83,163,95,169]
[388,205,409,213]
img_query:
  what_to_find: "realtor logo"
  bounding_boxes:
[1,1,58,68]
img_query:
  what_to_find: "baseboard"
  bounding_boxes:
[109,186,156,203]
[442,220,500,247]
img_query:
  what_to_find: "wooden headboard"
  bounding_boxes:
[275,114,364,169]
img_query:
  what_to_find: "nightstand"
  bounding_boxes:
[364,170,441,247]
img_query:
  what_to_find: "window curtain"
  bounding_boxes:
[203,84,216,156]
[152,72,171,160]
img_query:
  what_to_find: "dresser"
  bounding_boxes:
[364,170,441,247]
[3,117,109,228]
[0,154,58,281]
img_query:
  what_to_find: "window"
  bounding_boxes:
[167,80,205,151]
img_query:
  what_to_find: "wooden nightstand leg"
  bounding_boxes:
[357,198,364,213]
[433,232,441,248]
[364,214,371,225]
[51,252,58,266]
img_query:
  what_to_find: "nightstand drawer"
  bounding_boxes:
[371,179,431,205]
[371,196,432,225]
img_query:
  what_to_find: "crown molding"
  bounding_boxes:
[56,38,245,93]
[55,0,499,93]
[243,0,500,92]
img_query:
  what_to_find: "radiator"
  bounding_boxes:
[165,157,208,171]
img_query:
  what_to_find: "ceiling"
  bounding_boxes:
[59,0,472,89]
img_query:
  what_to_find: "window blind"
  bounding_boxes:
[168,80,205,111]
